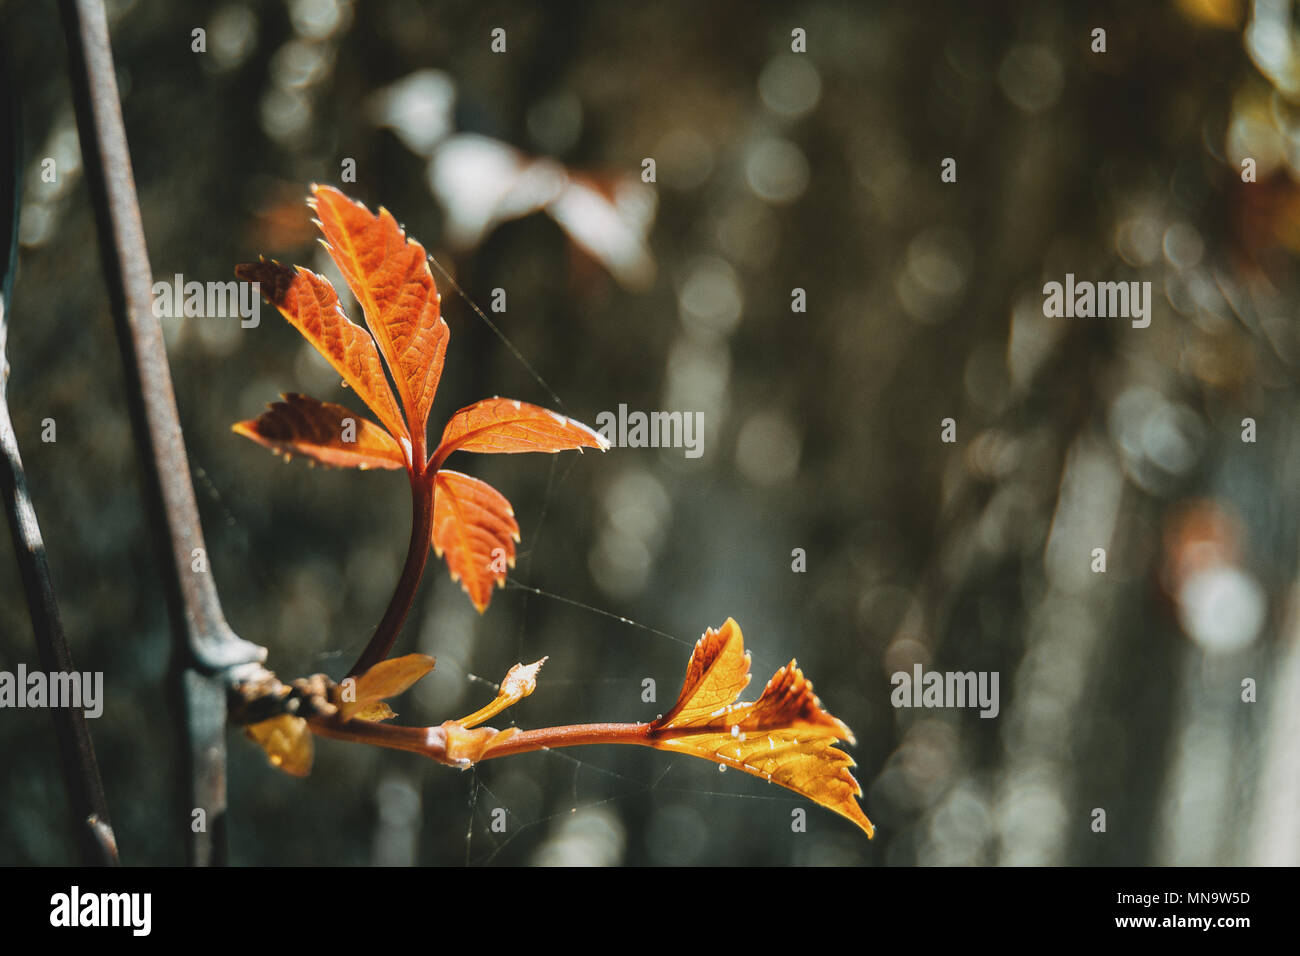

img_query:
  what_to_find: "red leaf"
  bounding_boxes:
[431,397,609,470]
[232,393,407,470]
[309,185,449,444]
[235,188,609,617]
[235,259,409,448]
[431,470,519,613]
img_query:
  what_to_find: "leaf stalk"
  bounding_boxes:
[346,468,435,678]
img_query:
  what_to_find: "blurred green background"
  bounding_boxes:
[3,0,1300,865]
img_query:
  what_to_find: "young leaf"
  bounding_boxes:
[309,185,449,443]
[350,702,398,722]
[235,259,409,446]
[235,187,610,628]
[453,658,547,728]
[650,619,874,837]
[442,723,520,767]
[289,618,876,837]
[246,714,314,777]
[431,398,610,470]
[431,469,520,613]
[338,652,437,721]
[233,393,407,470]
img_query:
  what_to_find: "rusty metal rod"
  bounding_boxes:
[0,35,117,867]
[57,0,265,865]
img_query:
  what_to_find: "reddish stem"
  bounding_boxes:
[307,716,656,766]
[478,722,652,760]
[311,713,447,757]
[345,467,434,678]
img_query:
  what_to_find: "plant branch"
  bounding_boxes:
[346,469,434,679]
[309,713,449,756]
[304,712,656,766]
[477,721,653,759]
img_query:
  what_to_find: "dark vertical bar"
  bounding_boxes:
[0,390,119,865]
[56,0,264,865]
[0,35,117,868]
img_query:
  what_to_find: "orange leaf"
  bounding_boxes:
[309,185,449,443]
[232,393,407,470]
[453,658,547,728]
[235,259,409,447]
[650,619,874,837]
[431,398,609,470]
[245,714,314,777]
[431,470,520,613]
[338,653,437,721]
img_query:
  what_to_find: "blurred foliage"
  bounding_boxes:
[2,0,1299,865]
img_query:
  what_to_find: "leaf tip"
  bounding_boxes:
[308,182,342,206]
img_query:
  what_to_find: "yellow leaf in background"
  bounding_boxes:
[246,714,314,777]
[1175,0,1242,30]
[651,619,874,837]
